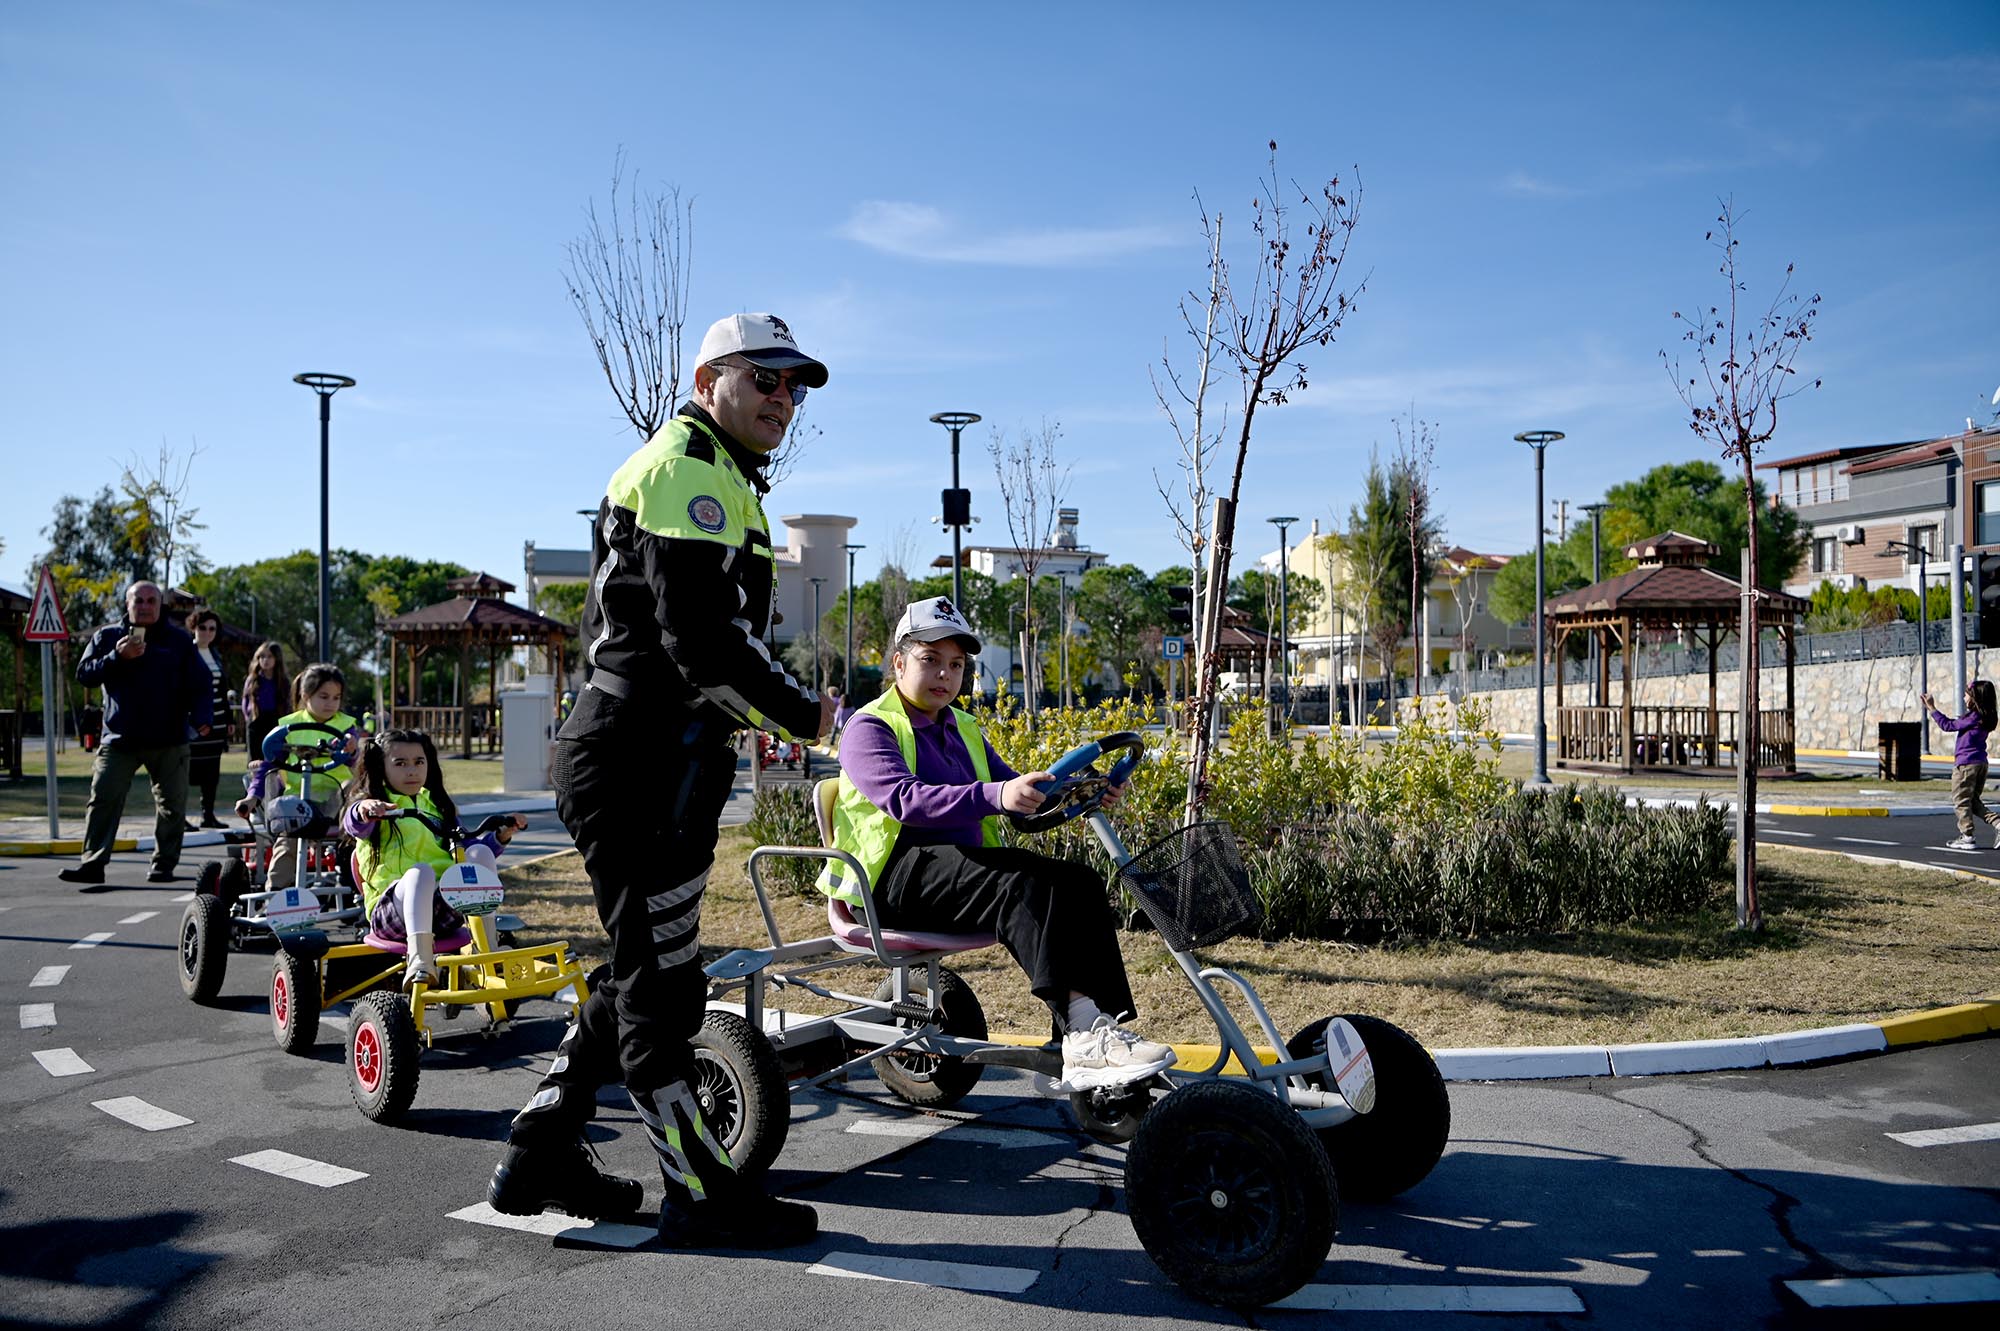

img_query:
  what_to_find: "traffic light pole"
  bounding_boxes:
[1951,542,1966,714]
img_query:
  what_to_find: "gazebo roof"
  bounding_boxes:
[384,595,574,642]
[447,572,516,597]
[1544,530,1806,623]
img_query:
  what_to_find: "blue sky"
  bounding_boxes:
[3,2,1996,602]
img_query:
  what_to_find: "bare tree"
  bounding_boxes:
[988,418,1072,722]
[1152,196,1231,622]
[763,407,819,488]
[1182,143,1366,820]
[1394,407,1438,697]
[879,521,920,637]
[1662,198,1821,931]
[119,439,207,590]
[1445,551,1493,694]
[565,151,693,440]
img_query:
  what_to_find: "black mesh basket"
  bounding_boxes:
[1117,821,1263,952]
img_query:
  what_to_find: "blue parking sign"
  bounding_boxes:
[1163,636,1185,659]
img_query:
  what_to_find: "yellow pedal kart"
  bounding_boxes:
[263,808,592,1123]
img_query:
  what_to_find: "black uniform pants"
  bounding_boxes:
[876,841,1137,1028]
[509,686,736,1157]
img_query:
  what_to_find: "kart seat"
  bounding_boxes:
[360,927,476,955]
[812,779,995,955]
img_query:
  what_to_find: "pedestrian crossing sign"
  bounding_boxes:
[24,565,68,642]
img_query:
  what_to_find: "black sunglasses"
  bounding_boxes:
[734,361,809,406]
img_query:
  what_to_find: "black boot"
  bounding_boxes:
[657,1194,818,1250]
[488,1138,643,1220]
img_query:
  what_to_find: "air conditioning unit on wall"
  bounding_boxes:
[1836,524,1865,545]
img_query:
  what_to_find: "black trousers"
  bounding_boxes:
[876,841,1136,1028]
[509,686,736,1146]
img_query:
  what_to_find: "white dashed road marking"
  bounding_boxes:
[843,1118,1066,1149]
[230,1150,368,1188]
[1758,828,1811,837]
[93,1097,192,1131]
[19,1003,55,1029]
[30,965,70,987]
[172,892,194,903]
[70,932,114,950]
[1786,1272,2000,1308]
[1887,1121,2000,1148]
[1273,1284,1587,1313]
[808,1252,1039,1293]
[117,911,159,924]
[32,1048,94,1077]
[1834,837,1896,846]
[446,1202,653,1248]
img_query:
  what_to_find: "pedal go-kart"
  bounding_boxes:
[697,732,1452,1309]
[177,721,366,1004]
[265,805,593,1125]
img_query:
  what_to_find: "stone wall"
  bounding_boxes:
[1447,645,1993,750]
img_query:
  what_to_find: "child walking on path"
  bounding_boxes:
[1923,680,2000,850]
[342,727,525,988]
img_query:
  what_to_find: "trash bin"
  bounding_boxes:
[1877,720,1922,781]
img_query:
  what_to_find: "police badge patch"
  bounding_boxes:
[688,496,727,533]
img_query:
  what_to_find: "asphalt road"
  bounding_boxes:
[1757,809,2000,878]
[3,828,1997,1329]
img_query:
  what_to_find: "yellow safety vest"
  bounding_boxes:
[351,788,456,916]
[271,708,361,798]
[817,688,1005,906]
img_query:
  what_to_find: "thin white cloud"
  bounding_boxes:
[1500,171,1581,199]
[839,201,1177,266]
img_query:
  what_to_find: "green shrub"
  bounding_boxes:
[744,784,820,899]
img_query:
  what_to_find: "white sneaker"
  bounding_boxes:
[1054,1016,1176,1092]
[1946,835,1977,851]
[1989,831,2000,851]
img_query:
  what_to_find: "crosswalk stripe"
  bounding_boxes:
[229,1150,368,1187]
[19,1003,55,1029]
[809,1252,1039,1293]
[33,1048,93,1076]
[117,911,159,924]
[1886,1121,2000,1148]
[93,1097,192,1131]
[844,1118,1065,1150]
[1786,1272,2000,1307]
[445,1202,653,1248]
[172,892,195,903]
[1273,1284,1586,1313]
[30,965,70,987]
[70,932,114,950]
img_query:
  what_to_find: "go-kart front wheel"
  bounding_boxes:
[178,894,230,1003]
[691,1010,790,1180]
[1125,1079,1337,1309]
[870,968,986,1108]
[348,991,420,1123]
[270,950,321,1055]
[1286,1014,1449,1203]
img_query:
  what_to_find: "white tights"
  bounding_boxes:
[388,843,497,938]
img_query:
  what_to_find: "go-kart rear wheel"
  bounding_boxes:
[691,1010,790,1180]
[194,860,222,897]
[217,856,250,907]
[177,894,229,1003]
[1286,1014,1450,1202]
[1125,1079,1337,1309]
[348,991,420,1123]
[270,950,321,1055]
[1069,1075,1165,1145]
[870,969,986,1108]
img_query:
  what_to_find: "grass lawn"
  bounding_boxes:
[501,830,2000,1050]
[0,747,506,823]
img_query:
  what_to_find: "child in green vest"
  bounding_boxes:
[342,726,526,988]
[235,662,364,888]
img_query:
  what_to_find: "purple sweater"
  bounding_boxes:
[1929,708,1992,766]
[840,705,1019,851]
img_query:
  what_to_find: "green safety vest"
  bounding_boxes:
[817,688,1005,906]
[272,708,361,798]
[352,788,456,915]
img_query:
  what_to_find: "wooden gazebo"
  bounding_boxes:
[382,574,574,758]
[1544,531,1805,775]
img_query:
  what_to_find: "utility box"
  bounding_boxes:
[501,675,556,791]
[1876,721,1922,782]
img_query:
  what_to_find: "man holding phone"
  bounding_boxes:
[59,581,214,887]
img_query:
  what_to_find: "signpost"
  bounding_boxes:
[24,566,70,839]
[1162,635,1185,709]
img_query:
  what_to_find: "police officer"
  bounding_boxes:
[489,314,835,1246]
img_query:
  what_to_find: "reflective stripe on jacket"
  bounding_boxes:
[816,689,1004,906]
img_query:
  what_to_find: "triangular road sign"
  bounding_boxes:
[24,565,69,642]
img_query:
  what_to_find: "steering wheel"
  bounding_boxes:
[380,807,517,846]
[1010,731,1145,835]
[261,720,349,774]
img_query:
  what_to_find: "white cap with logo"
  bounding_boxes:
[893,595,982,655]
[696,313,829,388]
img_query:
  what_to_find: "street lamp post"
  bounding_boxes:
[1268,516,1299,721]
[1581,501,1608,708]
[293,373,355,662]
[843,543,866,697]
[930,412,981,610]
[808,576,827,690]
[1516,430,1565,786]
[1888,539,1932,752]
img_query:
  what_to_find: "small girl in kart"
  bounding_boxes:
[342,727,527,988]
[235,663,364,887]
